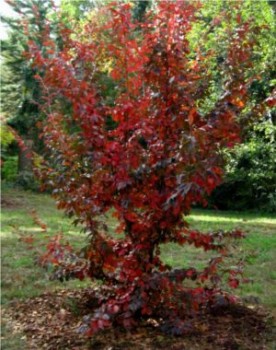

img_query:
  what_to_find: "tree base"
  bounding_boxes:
[2,287,274,350]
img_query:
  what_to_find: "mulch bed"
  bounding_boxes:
[2,288,275,350]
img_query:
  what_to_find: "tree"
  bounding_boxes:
[132,0,151,22]
[27,1,274,336]
[188,0,276,211]
[59,0,100,24]
[1,0,55,178]
[211,121,276,212]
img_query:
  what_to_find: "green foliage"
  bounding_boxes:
[1,156,39,190]
[132,0,151,21]
[1,124,18,181]
[1,156,18,182]
[59,0,100,24]
[188,0,276,211]
[0,124,15,147]
[0,0,53,150]
[15,171,39,191]
[211,121,276,212]
[189,0,275,114]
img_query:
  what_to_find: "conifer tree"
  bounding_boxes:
[1,0,53,173]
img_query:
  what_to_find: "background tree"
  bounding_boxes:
[212,122,276,211]
[132,0,151,22]
[188,0,276,211]
[1,0,55,186]
[0,123,17,181]
[59,0,100,24]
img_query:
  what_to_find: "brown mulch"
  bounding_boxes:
[2,288,275,350]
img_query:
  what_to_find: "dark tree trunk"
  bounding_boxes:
[18,139,33,173]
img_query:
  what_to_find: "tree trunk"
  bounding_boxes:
[18,139,33,173]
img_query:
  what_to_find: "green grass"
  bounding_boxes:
[1,186,276,312]
[1,187,92,304]
[161,210,276,309]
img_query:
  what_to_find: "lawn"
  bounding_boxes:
[1,186,276,348]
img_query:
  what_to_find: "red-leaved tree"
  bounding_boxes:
[24,1,274,336]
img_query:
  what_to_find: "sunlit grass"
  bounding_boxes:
[1,186,275,310]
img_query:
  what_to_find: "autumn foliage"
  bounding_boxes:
[24,1,271,336]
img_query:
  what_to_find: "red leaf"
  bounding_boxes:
[229,278,239,289]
